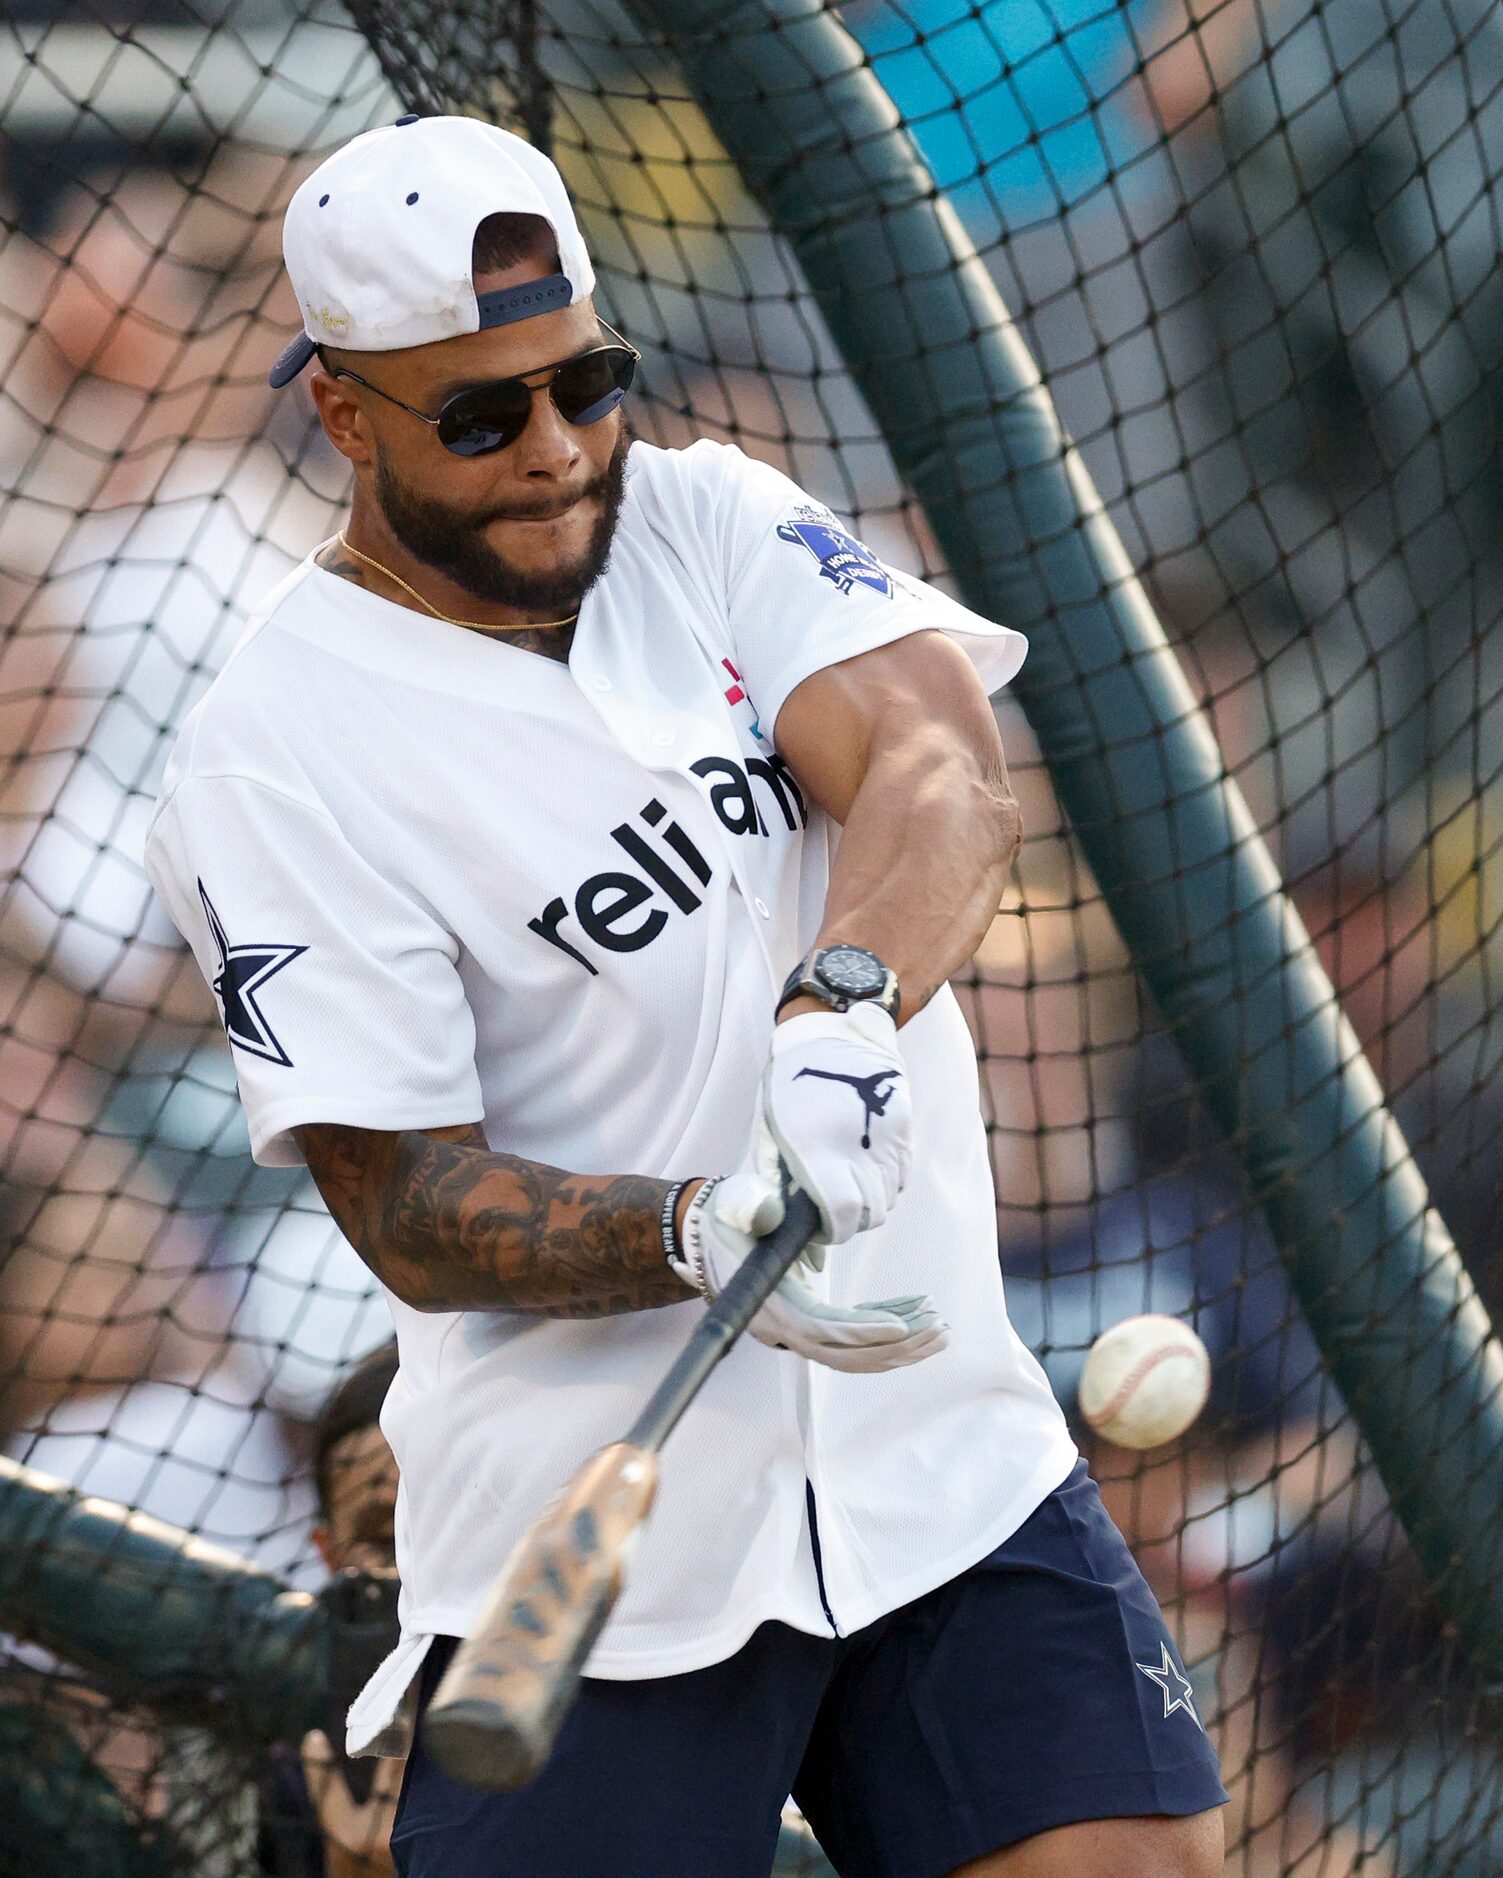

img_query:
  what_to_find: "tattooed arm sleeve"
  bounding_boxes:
[296,1121,701,1317]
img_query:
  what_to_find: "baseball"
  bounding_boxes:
[1077,1315,1211,1450]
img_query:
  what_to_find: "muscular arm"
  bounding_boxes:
[297,1120,700,1316]
[774,629,1021,1023]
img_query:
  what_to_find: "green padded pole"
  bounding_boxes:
[0,1454,325,1744]
[624,0,1503,1672]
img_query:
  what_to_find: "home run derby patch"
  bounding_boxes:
[776,507,892,597]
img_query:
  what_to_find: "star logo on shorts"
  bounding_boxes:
[1136,1643,1202,1729]
[198,880,306,1067]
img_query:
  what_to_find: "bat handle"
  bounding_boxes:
[421,1442,658,1792]
[625,1186,822,1453]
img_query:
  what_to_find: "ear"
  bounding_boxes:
[311,1522,337,1570]
[309,367,376,468]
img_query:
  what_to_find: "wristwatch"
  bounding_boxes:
[775,944,900,1022]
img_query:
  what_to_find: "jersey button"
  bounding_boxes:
[590,675,612,692]
[754,897,771,918]
[651,730,675,747]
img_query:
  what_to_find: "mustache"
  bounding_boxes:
[471,474,614,526]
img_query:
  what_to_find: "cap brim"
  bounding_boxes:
[268,332,318,389]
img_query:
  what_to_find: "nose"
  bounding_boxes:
[511,381,583,480]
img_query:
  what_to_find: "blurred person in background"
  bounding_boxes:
[1290,850,1503,1315]
[0,169,226,1434]
[259,1338,403,1878]
[0,138,359,1445]
[1138,0,1503,868]
[971,833,1401,1874]
[1088,1425,1397,1878]
[0,159,282,1432]
[2,1339,405,1875]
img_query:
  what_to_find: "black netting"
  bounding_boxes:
[2,1,1501,1872]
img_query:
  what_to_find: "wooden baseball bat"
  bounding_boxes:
[421,1186,821,1791]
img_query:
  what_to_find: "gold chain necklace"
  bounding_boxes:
[334,532,579,634]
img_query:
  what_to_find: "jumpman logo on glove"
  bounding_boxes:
[793,1068,904,1148]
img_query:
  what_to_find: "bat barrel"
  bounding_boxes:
[422,1442,658,1791]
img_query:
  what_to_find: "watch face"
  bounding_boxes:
[818,946,884,996]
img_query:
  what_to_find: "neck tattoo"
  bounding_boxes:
[333,532,580,636]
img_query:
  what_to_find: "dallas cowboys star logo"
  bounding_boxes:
[198,879,306,1067]
[1136,1642,1202,1729]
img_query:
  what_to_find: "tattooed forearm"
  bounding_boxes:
[296,1121,699,1318]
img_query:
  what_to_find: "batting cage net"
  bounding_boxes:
[3,0,1502,1872]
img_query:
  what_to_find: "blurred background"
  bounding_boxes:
[1,0,1501,1871]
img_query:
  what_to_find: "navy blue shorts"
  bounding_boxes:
[390,1460,1226,1878]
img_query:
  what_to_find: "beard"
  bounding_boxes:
[373,428,630,614]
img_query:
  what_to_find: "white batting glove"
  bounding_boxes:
[677,1175,948,1374]
[759,1002,913,1262]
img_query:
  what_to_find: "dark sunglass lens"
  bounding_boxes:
[553,349,636,425]
[438,383,531,457]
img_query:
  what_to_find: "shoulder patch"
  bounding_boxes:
[776,507,892,597]
[198,879,306,1067]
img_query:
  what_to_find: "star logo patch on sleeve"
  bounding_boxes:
[198,880,306,1067]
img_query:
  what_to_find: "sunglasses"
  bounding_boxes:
[326,321,640,458]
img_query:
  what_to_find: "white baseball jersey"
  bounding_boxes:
[143,438,1076,1754]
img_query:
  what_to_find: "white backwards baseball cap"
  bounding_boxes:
[269,114,595,388]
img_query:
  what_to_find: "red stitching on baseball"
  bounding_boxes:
[1091,1339,1207,1426]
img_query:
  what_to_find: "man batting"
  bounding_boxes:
[145,115,1226,1878]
